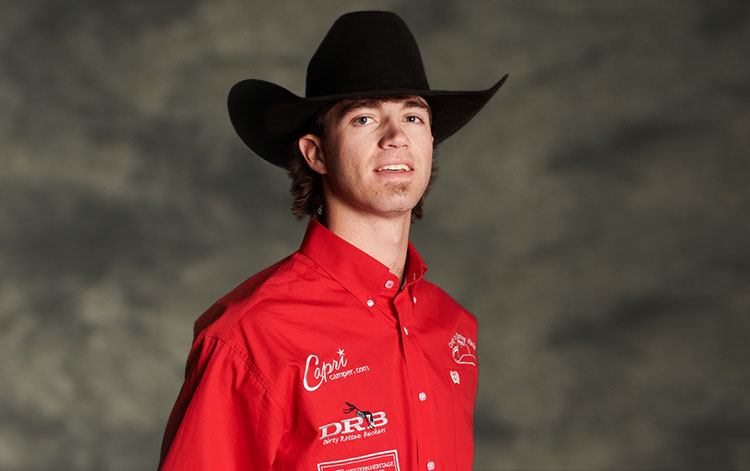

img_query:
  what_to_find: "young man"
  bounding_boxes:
[159,11,506,471]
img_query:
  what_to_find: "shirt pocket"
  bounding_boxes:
[443,366,477,470]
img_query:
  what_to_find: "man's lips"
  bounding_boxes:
[375,164,413,172]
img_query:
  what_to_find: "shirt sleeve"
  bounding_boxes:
[159,334,285,470]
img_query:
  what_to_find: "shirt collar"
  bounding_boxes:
[300,218,428,308]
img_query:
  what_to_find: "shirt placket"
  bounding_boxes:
[394,285,440,471]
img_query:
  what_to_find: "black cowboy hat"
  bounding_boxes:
[228,10,508,168]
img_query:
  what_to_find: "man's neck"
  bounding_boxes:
[323,208,412,284]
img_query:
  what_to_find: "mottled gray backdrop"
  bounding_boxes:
[2,0,749,469]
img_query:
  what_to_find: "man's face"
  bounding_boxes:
[303,96,434,220]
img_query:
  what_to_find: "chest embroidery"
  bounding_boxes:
[449,332,477,366]
[303,347,371,392]
[317,449,400,471]
[319,402,389,445]
[450,370,461,384]
[343,402,375,428]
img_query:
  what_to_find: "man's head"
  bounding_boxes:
[289,96,437,222]
[227,11,506,217]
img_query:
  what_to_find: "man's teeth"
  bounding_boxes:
[377,164,411,172]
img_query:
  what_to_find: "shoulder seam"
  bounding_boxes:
[203,333,290,432]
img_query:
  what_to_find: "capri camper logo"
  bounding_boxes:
[449,332,477,366]
[318,402,388,445]
[303,348,370,392]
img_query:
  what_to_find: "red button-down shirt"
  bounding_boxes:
[160,219,479,470]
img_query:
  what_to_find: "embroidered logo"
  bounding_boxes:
[303,348,370,392]
[450,370,461,384]
[319,402,388,445]
[317,449,400,471]
[449,332,477,366]
[343,402,375,428]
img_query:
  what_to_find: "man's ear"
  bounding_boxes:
[298,134,328,175]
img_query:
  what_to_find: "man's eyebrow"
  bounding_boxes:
[334,98,431,122]
[403,99,430,112]
[335,100,381,121]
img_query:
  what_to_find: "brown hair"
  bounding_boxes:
[286,98,437,221]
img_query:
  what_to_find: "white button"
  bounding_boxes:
[403,326,409,336]
[412,296,417,303]
[366,299,374,307]
[385,280,395,289]
[419,392,427,401]
[427,461,435,470]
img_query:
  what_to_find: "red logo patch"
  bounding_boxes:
[317,449,400,471]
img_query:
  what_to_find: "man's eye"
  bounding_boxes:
[354,117,372,125]
[406,115,424,123]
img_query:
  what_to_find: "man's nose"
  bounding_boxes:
[379,118,409,148]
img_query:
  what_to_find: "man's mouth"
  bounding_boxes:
[375,164,412,172]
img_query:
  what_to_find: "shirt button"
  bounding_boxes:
[366,299,374,307]
[403,326,409,336]
[385,280,395,289]
[419,392,427,401]
[427,461,435,470]
[412,296,417,303]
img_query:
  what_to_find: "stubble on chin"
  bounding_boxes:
[381,182,411,198]
[378,182,425,213]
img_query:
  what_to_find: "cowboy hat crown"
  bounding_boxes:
[305,11,429,97]
[228,10,507,168]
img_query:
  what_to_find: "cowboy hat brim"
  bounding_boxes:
[228,74,508,168]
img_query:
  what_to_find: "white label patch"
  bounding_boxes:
[449,332,477,366]
[450,369,461,384]
[317,449,400,471]
[303,347,371,392]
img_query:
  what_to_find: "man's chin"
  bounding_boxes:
[372,201,423,219]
